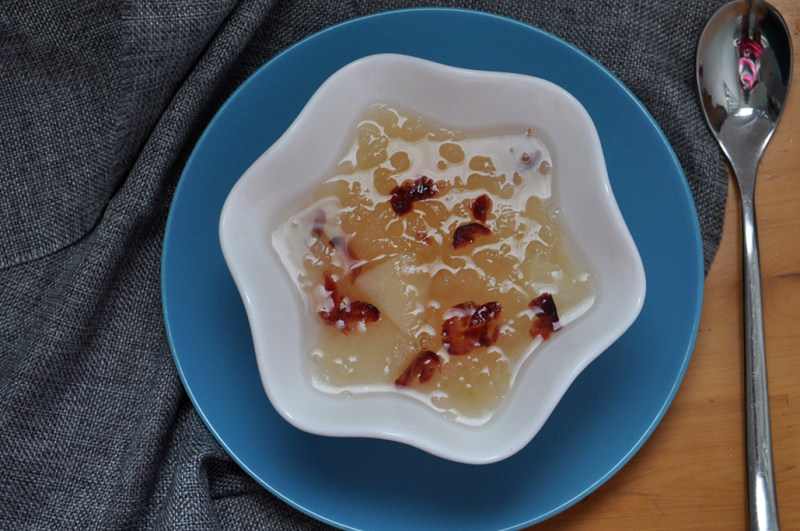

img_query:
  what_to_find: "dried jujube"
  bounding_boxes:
[441,301,502,356]
[318,271,379,332]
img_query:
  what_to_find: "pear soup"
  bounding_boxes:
[273,104,594,424]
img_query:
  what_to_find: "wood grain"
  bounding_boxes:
[530,1,800,528]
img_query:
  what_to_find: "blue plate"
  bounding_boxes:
[162,8,703,530]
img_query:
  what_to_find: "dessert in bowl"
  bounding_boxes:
[219,53,645,464]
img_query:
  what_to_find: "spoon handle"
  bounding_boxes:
[738,178,780,531]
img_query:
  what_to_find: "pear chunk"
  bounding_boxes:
[354,254,431,338]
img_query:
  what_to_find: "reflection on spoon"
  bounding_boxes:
[737,37,764,97]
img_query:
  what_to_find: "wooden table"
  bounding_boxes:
[532,1,800,528]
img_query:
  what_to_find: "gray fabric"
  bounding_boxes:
[0,0,726,529]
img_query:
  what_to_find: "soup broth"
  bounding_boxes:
[273,104,594,424]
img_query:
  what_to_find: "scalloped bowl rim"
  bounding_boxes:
[219,53,645,464]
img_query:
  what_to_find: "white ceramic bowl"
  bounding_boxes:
[219,54,645,464]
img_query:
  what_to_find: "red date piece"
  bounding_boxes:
[311,208,326,237]
[452,222,491,249]
[318,271,379,332]
[471,194,492,223]
[389,175,438,215]
[441,301,502,356]
[395,350,442,387]
[529,293,562,340]
[311,211,361,279]
[328,236,363,280]
[328,236,351,257]
[520,150,541,168]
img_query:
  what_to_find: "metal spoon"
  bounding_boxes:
[696,1,792,529]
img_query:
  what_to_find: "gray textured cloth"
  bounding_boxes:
[0,1,726,529]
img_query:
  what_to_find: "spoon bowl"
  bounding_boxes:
[696,1,792,529]
[698,0,792,187]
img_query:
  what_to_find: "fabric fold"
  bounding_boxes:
[0,1,728,529]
